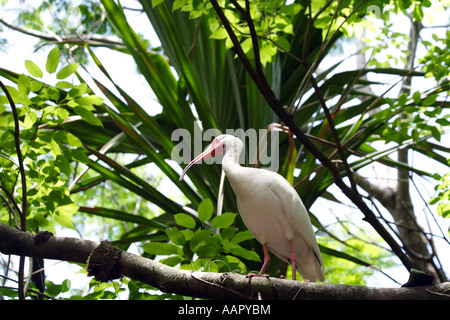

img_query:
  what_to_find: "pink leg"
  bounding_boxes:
[289,239,297,281]
[246,243,270,278]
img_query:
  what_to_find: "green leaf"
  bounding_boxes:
[46,47,60,74]
[174,213,196,229]
[436,117,450,126]
[198,198,213,222]
[18,74,31,97]
[75,95,104,106]
[227,243,260,261]
[196,245,218,258]
[260,42,277,66]
[142,242,178,255]
[430,126,441,142]
[47,138,62,157]
[71,149,90,164]
[437,202,450,218]
[74,106,103,126]
[160,256,182,267]
[46,280,62,296]
[24,111,37,129]
[412,91,421,104]
[54,203,78,228]
[190,229,212,252]
[61,279,71,292]
[55,155,71,176]
[25,60,43,78]
[422,94,436,106]
[231,230,254,243]
[398,93,407,106]
[273,35,291,52]
[209,27,228,40]
[68,83,88,98]
[172,0,188,11]
[412,4,424,22]
[211,213,237,228]
[54,107,69,121]
[56,81,73,89]
[220,227,237,240]
[152,0,164,7]
[280,3,303,15]
[66,132,83,147]
[56,63,78,80]
[165,227,187,246]
[30,79,43,92]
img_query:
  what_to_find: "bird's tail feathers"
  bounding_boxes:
[297,248,325,282]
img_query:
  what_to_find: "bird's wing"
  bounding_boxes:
[267,181,323,266]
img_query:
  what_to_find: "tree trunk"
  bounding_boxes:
[394,19,445,281]
[355,18,444,282]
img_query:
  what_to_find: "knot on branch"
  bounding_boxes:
[402,268,435,287]
[86,240,122,282]
[33,231,54,245]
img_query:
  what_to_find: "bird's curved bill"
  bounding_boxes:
[179,139,224,181]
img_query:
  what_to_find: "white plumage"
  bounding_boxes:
[180,134,325,281]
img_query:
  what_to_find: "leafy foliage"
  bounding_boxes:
[0,46,105,232]
[430,164,450,223]
[1,0,116,63]
[1,0,450,299]
[142,198,259,274]
[421,30,450,82]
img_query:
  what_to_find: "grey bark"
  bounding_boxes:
[1,221,449,300]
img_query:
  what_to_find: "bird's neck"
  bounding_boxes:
[222,151,247,192]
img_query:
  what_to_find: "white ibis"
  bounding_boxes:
[179,134,325,281]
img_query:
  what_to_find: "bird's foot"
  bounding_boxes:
[246,273,270,278]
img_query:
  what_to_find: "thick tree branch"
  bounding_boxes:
[353,172,396,211]
[0,222,449,300]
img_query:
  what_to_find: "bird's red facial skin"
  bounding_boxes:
[209,138,225,157]
[179,136,225,181]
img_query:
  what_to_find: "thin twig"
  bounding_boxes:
[228,0,265,79]
[0,284,57,300]
[189,13,204,63]
[0,80,28,300]
[303,0,335,61]
[0,81,27,230]
[291,0,367,113]
[0,193,19,227]
[290,0,343,113]
[308,75,359,194]
[0,185,22,228]
[0,17,125,48]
